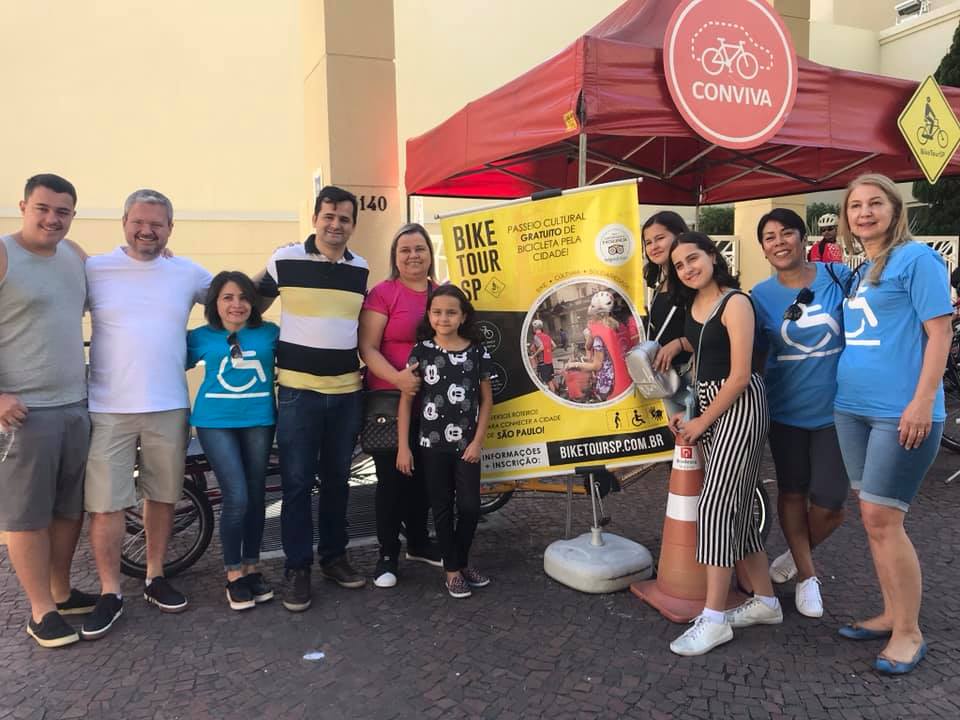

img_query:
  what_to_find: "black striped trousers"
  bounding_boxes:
[695,373,770,567]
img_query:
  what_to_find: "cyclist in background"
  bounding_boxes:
[188,271,279,611]
[808,213,844,264]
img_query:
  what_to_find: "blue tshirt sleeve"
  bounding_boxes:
[904,250,952,322]
[186,328,202,369]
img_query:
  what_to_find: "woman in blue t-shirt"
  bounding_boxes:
[833,174,952,675]
[187,271,280,612]
[752,208,850,621]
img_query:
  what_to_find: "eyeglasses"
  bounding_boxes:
[227,332,243,360]
[783,288,814,321]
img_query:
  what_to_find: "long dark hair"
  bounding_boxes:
[642,211,690,288]
[204,271,264,329]
[666,232,740,309]
[416,284,481,343]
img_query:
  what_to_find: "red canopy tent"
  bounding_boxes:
[405,0,960,204]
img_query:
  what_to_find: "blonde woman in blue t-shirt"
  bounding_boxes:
[187,271,279,612]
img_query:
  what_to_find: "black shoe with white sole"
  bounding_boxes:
[55,588,99,615]
[406,543,444,568]
[80,595,124,641]
[226,579,255,611]
[144,577,188,613]
[27,611,79,648]
[242,573,274,603]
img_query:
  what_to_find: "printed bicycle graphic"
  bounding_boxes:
[700,38,760,80]
[917,121,949,149]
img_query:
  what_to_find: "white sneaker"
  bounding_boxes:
[769,550,797,584]
[795,576,824,618]
[726,597,784,628]
[669,616,733,656]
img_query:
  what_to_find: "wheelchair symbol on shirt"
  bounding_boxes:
[778,303,842,360]
[216,352,267,393]
[844,286,880,347]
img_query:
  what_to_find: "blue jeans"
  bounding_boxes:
[196,425,274,570]
[276,387,362,569]
[834,411,942,512]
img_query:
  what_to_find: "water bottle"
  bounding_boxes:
[0,427,14,463]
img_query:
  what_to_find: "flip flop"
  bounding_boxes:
[874,642,928,675]
[838,623,893,641]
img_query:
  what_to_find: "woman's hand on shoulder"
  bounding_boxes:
[395,361,421,395]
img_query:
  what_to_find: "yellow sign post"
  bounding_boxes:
[897,75,960,184]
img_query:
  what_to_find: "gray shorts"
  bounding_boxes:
[0,402,91,531]
[85,410,189,512]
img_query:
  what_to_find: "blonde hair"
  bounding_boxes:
[838,173,910,285]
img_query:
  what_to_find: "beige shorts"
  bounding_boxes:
[85,410,189,512]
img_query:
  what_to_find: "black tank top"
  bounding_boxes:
[683,291,749,382]
[647,291,691,366]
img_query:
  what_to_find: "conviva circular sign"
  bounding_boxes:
[663,0,798,150]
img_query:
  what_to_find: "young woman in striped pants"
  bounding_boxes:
[664,232,779,656]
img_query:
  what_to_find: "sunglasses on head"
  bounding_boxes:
[783,287,814,321]
[227,332,242,360]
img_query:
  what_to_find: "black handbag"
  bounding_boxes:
[360,390,401,453]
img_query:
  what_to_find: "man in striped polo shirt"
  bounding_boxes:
[257,186,369,612]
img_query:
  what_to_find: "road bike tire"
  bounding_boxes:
[479,490,514,515]
[942,353,960,452]
[120,475,215,579]
[754,482,772,544]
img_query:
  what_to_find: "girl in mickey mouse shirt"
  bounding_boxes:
[397,285,495,599]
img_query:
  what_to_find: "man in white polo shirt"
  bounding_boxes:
[82,189,211,640]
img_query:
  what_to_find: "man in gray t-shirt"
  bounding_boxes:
[0,174,96,649]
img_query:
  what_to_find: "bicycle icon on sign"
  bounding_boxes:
[917,98,949,149]
[700,38,760,80]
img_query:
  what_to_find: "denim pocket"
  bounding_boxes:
[277,387,302,406]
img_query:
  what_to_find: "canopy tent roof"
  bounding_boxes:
[405,0,960,204]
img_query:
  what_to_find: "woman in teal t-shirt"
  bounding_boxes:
[187,271,279,612]
[833,174,952,675]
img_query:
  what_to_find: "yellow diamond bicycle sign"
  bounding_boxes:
[898,75,960,184]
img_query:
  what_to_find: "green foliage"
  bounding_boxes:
[696,205,734,234]
[806,202,840,233]
[911,19,960,235]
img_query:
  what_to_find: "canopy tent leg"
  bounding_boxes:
[578,131,587,188]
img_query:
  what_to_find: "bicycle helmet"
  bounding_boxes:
[531,319,544,330]
[588,290,615,314]
[817,213,839,230]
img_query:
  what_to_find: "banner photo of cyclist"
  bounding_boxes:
[438,180,673,481]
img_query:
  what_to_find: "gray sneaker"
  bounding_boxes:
[320,556,365,589]
[726,597,784,628]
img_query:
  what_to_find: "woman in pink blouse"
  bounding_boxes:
[359,223,443,587]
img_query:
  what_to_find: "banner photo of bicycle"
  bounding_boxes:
[438,179,673,482]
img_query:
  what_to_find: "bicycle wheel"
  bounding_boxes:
[937,129,949,149]
[479,490,514,515]
[120,475,215,579]
[942,355,960,452]
[736,52,759,80]
[916,126,930,146]
[753,482,772,544]
[700,48,725,76]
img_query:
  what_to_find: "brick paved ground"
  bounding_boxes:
[2,449,959,720]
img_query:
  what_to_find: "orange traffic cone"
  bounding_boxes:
[630,440,708,623]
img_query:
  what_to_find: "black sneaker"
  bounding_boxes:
[80,594,124,641]
[55,588,99,615]
[320,556,365,589]
[282,568,312,612]
[144,577,188,613]
[406,542,444,568]
[27,611,79,648]
[225,579,255,611]
[242,572,274,603]
[373,556,398,588]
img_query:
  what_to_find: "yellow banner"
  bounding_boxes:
[440,182,673,481]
